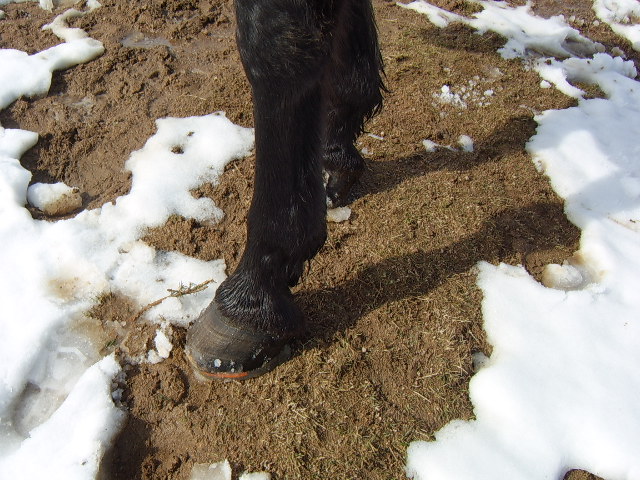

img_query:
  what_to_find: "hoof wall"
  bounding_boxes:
[186,302,293,381]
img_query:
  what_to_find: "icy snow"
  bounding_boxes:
[404,1,640,479]
[594,0,640,51]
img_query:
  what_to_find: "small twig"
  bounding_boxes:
[180,93,207,101]
[126,279,214,323]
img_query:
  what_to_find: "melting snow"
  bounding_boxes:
[457,135,474,152]
[190,460,271,480]
[27,181,82,216]
[421,135,474,153]
[594,0,640,50]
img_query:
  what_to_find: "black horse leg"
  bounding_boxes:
[186,0,329,379]
[323,0,385,207]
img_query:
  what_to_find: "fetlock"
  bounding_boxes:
[215,265,303,337]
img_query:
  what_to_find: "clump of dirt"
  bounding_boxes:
[565,470,606,480]
[86,292,144,358]
[2,0,616,479]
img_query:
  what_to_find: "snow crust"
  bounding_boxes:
[594,0,640,50]
[0,3,253,478]
[0,356,126,478]
[404,1,640,479]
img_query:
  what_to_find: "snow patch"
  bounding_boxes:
[433,84,467,108]
[401,0,604,59]
[594,0,640,50]
[190,460,271,480]
[191,461,232,480]
[433,74,502,110]
[422,139,439,152]
[327,206,352,223]
[457,135,474,152]
[422,135,474,153]
[152,328,173,361]
[0,355,126,478]
[0,6,103,111]
[27,182,82,216]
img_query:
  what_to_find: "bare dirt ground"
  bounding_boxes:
[1,0,627,478]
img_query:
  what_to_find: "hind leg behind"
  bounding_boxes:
[323,0,385,207]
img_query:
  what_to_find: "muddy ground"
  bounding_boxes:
[0,0,625,478]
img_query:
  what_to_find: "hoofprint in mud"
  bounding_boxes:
[1,1,640,479]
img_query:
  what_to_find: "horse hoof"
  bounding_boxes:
[326,168,361,208]
[185,302,293,381]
